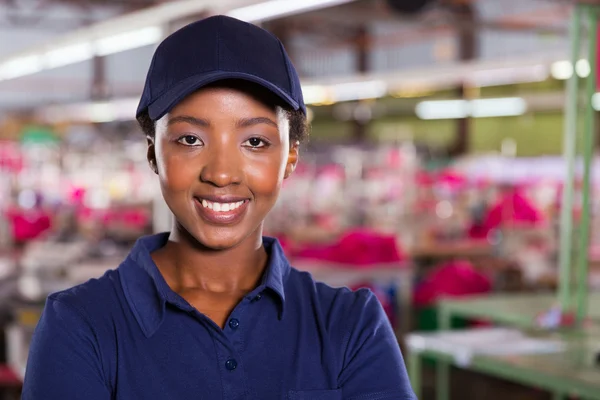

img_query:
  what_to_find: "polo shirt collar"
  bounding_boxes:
[119,233,290,338]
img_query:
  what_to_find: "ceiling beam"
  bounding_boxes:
[0,0,360,76]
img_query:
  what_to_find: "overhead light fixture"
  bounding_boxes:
[0,55,43,81]
[415,97,527,120]
[36,98,139,123]
[576,59,591,78]
[95,26,163,56]
[0,26,162,81]
[466,65,549,87]
[551,59,592,80]
[227,0,355,22]
[302,85,330,104]
[471,97,527,118]
[415,99,469,120]
[0,0,359,82]
[44,43,93,69]
[592,92,600,111]
[301,80,388,105]
[551,60,574,80]
[330,80,387,102]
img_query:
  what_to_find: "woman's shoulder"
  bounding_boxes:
[47,268,124,322]
[287,266,380,319]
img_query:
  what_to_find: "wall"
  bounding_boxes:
[310,111,581,157]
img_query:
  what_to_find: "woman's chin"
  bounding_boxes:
[188,229,249,251]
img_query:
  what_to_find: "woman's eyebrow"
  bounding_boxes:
[167,115,210,128]
[235,117,278,129]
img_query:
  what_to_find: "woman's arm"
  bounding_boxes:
[338,289,417,400]
[22,297,112,400]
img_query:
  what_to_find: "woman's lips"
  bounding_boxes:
[193,197,250,225]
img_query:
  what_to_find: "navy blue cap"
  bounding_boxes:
[136,15,306,120]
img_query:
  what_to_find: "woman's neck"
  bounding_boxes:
[152,228,268,295]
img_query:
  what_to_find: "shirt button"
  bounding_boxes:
[254,293,262,301]
[225,358,238,371]
[228,318,240,330]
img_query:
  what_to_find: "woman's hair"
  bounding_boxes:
[137,80,310,144]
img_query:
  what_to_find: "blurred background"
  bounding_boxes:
[1,0,600,399]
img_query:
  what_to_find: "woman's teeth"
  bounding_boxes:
[200,199,245,212]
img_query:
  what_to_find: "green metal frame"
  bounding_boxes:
[558,3,582,315]
[576,6,599,322]
[409,4,600,399]
[410,347,600,400]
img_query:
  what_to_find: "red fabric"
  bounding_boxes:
[438,169,467,190]
[296,229,405,266]
[0,364,21,386]
[415,171,434,186]
[413,260,492,307]
[468,190,544,239]
[6,209,52,242]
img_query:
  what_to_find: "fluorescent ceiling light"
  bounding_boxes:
[416,97,527,120]
[592,93,600,111]
[0,0,355,80]
[95,26,162,56]
[415,99,469,120]
[36,98,139,123]
[301,80,387,105]
[551,59,591,80]
[551,60,573,80]
[471,97,527,118]
[0,55,43,81]
[227,0,354,22]
[302,85,329,104]
[330,80,387,102]
[466,65,548,87]
[44,43,93,69]
[0,26,162,81]
[576,59,591,78]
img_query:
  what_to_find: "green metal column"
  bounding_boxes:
[408,351,422,399]
[576,6,598,324]
[552,392,563,400]
[559,5,582,313]
[436,306,451,400]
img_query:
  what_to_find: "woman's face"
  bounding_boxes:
[149,85,298,250]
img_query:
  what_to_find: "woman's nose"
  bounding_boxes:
[199,142,242,187]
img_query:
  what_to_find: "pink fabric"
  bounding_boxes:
[438,169,467,190]
[468,190,544,239]
[295,229,405,266]
[413,260,492,307]
[6,209,52,242]
[415,171,434,186]
[76,207,149,229]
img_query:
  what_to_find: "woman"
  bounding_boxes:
[22,15,415,400]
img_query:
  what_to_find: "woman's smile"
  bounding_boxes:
[193,196,251,225]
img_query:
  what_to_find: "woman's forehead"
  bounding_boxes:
[156,93,288,136]
[174,85,279,113]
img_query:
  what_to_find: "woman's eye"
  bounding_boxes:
[243,137,267,148]
[177,135,202,146]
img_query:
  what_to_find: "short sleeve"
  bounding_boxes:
[22,296,112,400]
[338,289,416,400]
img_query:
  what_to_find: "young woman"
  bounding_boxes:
[22,15,416,400]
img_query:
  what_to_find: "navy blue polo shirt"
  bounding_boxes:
[22,233,415,400]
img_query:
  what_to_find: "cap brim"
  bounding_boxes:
[146,71,300,120]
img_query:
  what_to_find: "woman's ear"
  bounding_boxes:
[147,137,158,175]
[284,141,300,179]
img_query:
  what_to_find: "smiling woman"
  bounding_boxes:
[21,15,416,400]
[148,83,297,252]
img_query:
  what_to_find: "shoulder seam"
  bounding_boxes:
[47,295,112,393]
[340,288,367,369]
